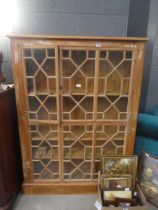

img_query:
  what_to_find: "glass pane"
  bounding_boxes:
[99,60,112,77]
[33,49,46,65]
[47,49,55,57]
[80,60,95,77]
[71,50,86,66]
[108,51,124,66]
[62,60,76,77]
[42,59,55,76]
[25,59,38,76]
[117,60,132,77]
[35,71,47,93]
[106,72,121,94]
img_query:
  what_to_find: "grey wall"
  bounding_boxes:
[145,0,158,111]
[127,0,150,37]
[127,0,150,112]
[128,0,158,111]
[0,0,130,83]
[0,37,12,84]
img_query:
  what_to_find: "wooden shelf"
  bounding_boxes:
[98,92,128,96]
[29,120,58,124]
[31,134,58,141]
[62,92,94,96]
[28,91,55,96]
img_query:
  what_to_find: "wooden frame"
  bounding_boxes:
[99,174,133,189]
[9,35,147,194]
[101,155,137,188]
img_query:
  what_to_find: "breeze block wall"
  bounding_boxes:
[0,0,130,83]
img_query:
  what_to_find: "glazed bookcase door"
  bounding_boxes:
[59,46,136,181]
[22,46,61,181]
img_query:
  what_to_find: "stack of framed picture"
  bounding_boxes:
[98,155,148,209]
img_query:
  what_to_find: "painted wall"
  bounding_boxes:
[0,0,130,83]
[128,0,158,111]
[145,0,158,111]
[127,0,150,111]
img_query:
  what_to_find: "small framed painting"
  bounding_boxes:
[101,155,137,187]
[100,174,133,189]
[102,188,132,201]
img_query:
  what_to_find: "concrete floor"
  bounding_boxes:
[13,194,97,210]
[12,194,158,210]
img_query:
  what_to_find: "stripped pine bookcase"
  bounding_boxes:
[9,35,147,194]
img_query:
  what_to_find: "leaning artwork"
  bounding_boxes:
[138,152,158,207]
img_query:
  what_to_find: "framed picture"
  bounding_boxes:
[138,152,158,207]
[102,188,132,201]
[100,174,133,189]
[101,155,137,187]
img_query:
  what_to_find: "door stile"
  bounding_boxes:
[123,47,137,155]
[91,49,100,180]
[18,45,33,182]
[124,44,146,154]
[57,46,64,181]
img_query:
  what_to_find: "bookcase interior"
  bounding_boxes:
[23,47,133,181]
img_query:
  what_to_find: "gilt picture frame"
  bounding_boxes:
[102,188,132,201]
[101,155,137,188]
[100,174,133,189]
